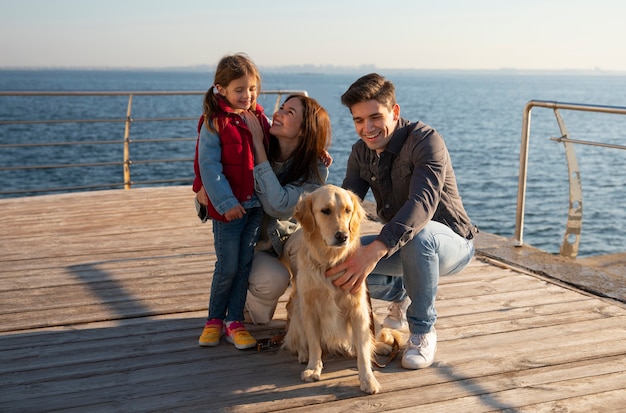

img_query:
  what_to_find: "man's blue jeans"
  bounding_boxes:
[365,220,475,335]
[208,207,263,322]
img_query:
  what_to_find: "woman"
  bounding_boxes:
[197,94,332,324]
[244,94,332,324]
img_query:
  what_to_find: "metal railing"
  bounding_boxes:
[515,100,626,258]
[0,90,307,196]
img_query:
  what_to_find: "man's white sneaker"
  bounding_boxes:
[401,329,437,369]
[382,297,410,330]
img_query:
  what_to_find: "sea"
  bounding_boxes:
[1,69,625,258]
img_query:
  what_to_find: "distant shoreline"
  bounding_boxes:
[1,66,625,76]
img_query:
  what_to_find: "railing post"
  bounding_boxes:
[514,102,533,247]
[123,94,133,190]
[553,109,583,258]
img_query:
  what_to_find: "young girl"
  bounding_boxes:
[194,53,271,349]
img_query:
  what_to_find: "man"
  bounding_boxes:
[326,73,477,369]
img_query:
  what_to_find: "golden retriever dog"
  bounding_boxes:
[282,184,382,394]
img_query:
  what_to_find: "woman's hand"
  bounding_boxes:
[242,111,264,148]
[242,111,268,164]
[320,149,333,167]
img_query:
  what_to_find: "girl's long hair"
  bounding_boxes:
[269,95,332,186]
[202,53,261,133]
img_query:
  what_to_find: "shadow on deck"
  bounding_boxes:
[1,187,624,412]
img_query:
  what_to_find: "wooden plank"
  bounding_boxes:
[2,307,624,411]
[475,233,626,303]
[1,187,625,413]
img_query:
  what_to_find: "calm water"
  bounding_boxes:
[1,69,625,257]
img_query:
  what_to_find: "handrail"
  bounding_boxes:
[515,100,626,258]
[0,90,307,196]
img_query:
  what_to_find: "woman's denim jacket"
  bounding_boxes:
[254,159,328,257]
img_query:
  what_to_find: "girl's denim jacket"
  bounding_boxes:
[198,123,261,215]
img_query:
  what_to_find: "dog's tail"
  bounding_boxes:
[373,327,403,367]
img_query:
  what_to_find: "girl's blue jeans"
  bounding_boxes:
[364,220,475,335]
[208,207,263,322]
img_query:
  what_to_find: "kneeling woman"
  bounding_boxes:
[245,94,332,324]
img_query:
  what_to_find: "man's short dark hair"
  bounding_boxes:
[341,73,396,110]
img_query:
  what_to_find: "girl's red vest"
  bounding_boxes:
[192,100,270,222]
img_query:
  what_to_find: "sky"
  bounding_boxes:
[1,0,625,71]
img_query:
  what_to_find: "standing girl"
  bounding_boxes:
[194,53,271,349]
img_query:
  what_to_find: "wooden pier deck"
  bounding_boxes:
[1,187,625,412]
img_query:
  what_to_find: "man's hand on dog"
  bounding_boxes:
[326,240,388,294]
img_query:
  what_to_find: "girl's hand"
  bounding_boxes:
[197,186,209,206]
[199,186,245,221]
[224,204,246,221]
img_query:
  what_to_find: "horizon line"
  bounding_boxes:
[1,65,626,75]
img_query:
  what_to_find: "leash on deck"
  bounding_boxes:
[256,334,285,352]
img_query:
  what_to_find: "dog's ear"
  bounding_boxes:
[294,192,316,232]
[348,190,365,235]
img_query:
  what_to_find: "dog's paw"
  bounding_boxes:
[360,376,381,394]
[301,369,321,382]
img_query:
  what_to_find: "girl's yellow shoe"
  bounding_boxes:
[225,321,256,350]
[198,319,223,347]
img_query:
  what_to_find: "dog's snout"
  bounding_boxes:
[334,232,348,245]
